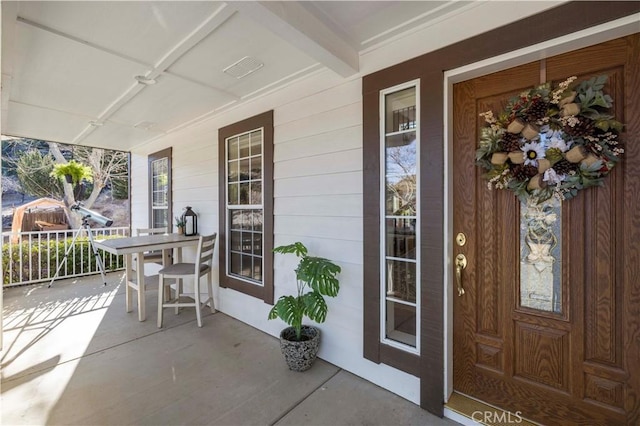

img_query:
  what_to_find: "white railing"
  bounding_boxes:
[2,227,129,287]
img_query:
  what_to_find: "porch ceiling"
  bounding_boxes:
[0,1,472,151]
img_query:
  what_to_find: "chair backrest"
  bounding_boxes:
[195,233,217,273]
[136,227,168,236]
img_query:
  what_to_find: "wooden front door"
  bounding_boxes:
[452,35,640,425]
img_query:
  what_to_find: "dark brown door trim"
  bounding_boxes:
[362,1,640,416]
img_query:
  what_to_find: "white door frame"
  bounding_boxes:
[441,13,640,422]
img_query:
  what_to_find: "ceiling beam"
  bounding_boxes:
[69,3,238,144]
[147,3,236,81]
[229,1,359,77]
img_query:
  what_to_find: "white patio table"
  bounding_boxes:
[94,233,200,321]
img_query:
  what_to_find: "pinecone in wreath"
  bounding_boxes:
[525,97,549,122]
[512,164,538,182]
[552,159,578,175]
[500,132,522,152]
[564,117,596,137]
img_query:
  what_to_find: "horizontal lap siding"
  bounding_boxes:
[272,80,363,326]
[275,172,361,197]
[274,215,361,241]
[275,194,362,217]
[129,152,148,229]
[275,149,361,179]
[274,126,361,161]
[273,85,363,263]
[170,131,219,238]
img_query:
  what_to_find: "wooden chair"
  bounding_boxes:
[134,227,168,266]
[157,233,217,328]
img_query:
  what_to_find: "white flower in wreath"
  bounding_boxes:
[543,168,564,185]
[522,141,545,166]
[546,131,570,152]
[543,212,558,225]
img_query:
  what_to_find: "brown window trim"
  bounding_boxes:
[148,147,172,230]
[218,110,274,304]
[362,1,640,416]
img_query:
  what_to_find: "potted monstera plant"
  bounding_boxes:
[269,242,341,371]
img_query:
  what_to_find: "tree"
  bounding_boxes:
[385,141,417,216]
[49,143,128,227]
[2,137,50,178]
[72,145,128,201]
[4,138,129,228]
[111,174,128,199]
[1,174,22,194]
[15,149,63,198]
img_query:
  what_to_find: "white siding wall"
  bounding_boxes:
[129,0,562,404]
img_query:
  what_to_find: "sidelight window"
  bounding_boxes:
[380,82,420,352]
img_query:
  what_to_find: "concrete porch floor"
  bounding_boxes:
[1,272,455,426]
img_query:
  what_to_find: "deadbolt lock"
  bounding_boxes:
[456,233,466,247]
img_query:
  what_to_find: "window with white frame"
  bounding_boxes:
[380,82,420,352]
[148,148,171,229]
[218,111,273,304]
[226,129,263,283]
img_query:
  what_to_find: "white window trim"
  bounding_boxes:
[225,127,265,287]
[150,157,169,229]
[379,79,421,355]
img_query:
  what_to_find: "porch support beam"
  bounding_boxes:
[1,1,19,132]
[229,1,359,77]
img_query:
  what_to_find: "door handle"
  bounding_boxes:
[455,254,467,296]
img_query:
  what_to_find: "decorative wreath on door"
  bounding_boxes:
[475,75,624,204]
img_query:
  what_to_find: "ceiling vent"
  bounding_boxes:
[134,121,156,130]
[223,56,264,79]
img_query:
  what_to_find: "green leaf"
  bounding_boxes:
[592,94,610,108]
[580,159,603,174]
[594,75,608,89]
[609,120,624,132]
[273,241,308,257]
[303,292,328,323]
[268,305,278,320]
[269,295,304,330]
[297,256,341,296]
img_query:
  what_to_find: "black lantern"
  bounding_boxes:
[181,206,198,236]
